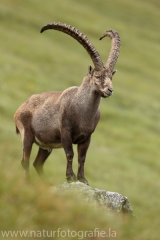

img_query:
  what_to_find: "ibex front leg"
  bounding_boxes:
[77,136,91,185]
[61,131,77,183]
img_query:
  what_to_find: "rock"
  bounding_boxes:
[52,181,133,215]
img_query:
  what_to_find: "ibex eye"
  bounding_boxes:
[96,76,101,80]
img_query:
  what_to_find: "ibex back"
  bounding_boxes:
[14,22,121,185]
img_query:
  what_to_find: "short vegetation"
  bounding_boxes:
[0,0,160,239]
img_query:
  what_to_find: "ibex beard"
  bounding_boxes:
[14,22,121,185]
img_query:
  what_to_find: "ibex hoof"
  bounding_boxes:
[78,177,89,186]
[66,173,77,183]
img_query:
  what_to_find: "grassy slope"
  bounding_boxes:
[0,0,160,239]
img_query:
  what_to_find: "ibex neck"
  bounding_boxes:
[76,76,101,116]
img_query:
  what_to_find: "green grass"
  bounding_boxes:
[0,0,160,239]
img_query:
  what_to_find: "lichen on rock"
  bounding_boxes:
[52,181,133,215]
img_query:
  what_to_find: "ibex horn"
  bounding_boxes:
[41,22,104,71]
[99,30,121,72]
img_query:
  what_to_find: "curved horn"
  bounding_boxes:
[99,30,121,72]
[41,22,104,71]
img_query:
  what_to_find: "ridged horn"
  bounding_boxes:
[99,30,121,72]
[41,22,104,71]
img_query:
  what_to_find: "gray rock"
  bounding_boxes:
[52,182,133,215]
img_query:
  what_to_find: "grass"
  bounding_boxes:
[0,0,160,239]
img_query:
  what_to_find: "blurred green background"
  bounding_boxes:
[0,0,160,239]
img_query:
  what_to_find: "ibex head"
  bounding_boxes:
[41,23,120,98]
[87,66,115,98]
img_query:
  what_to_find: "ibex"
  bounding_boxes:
[14,22,121,185]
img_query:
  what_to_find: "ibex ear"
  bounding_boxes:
[88,65,93,74]
[112,70,117,76]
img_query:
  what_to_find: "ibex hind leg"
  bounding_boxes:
[33,147,52,177]
[77,136,91,185]
[21,130,34,182]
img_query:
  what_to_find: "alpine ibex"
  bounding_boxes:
[14,22,121,185]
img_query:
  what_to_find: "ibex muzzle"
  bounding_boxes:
[14,22,121,185]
